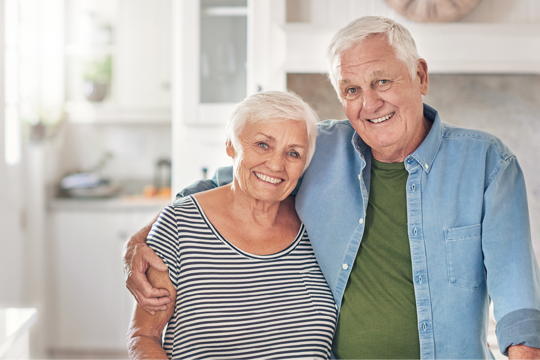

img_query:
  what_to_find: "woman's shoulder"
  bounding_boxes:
[157,196,201,223]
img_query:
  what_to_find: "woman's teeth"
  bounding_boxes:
[255,172,283,184]
[369,112,395,124]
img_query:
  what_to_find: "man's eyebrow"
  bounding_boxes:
[371,70,387,77]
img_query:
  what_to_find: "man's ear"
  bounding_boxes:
[226,141,235,159]
[417,59,429,96]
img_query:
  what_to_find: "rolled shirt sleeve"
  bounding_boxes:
[482,155,540,354]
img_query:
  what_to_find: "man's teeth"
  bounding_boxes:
[255,172,283,184]
[369,112,395,124]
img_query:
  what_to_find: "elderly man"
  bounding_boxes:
[123,16,540,359]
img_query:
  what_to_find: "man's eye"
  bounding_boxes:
[258,142,268,149]
[344,87,361,100]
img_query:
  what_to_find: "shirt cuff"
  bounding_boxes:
[496,308,540,356]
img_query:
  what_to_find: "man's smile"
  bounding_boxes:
[367,112,395,124]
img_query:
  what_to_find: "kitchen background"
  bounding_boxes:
[0,0,539,358]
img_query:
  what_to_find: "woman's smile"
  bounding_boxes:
[254,171,283,184]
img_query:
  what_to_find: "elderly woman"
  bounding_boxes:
[127,91,337,359]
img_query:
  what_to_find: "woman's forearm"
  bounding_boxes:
[128,334,168,360]
[127,267,176,360]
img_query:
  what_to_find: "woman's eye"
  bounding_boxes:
[258,142,268,149]
[347,87,357,94]
[288,151,300,158]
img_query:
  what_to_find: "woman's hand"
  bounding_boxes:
[127,266,177,360]
[123,214,171,314]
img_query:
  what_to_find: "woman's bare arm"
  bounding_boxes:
[127,265,177,359]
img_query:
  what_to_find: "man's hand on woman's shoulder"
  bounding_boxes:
[123,214,171,315]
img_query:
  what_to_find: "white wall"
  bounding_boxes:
[0,0,24,307]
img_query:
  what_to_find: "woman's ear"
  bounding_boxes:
[226,141,235,159]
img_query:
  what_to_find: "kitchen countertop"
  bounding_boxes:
[0,308,37,359]
[49,179,173,211]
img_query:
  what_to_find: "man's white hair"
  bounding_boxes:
[226,91,319,173]
[326,16,421,96]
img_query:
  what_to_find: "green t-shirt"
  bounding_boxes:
[333,159,420,359]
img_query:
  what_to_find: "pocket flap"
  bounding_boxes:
[445,223,482,241]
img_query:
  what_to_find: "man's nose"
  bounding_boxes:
[362,89,383,113]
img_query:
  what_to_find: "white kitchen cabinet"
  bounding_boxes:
[48,206,163,351]
[115,0,171,110]
[173,0,287,126]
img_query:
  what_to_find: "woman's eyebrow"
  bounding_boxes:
[256,133,276,141]
[256,133,306,149]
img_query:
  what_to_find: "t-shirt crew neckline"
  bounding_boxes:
[371,157,406,170]
[189,195,305,260]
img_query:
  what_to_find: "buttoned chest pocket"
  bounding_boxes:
[445,224,485,289]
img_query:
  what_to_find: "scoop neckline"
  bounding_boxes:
[189,195,305,260]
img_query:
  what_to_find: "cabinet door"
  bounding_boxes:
[116,0,171,109]
[50,208,161,351]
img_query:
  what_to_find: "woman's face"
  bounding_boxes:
[228,119,308,203]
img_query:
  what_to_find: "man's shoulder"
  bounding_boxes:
[318,119,354,130]
[316,119,356,138]
[440,122,514,161]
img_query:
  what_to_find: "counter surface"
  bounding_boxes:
[0,308,37,359]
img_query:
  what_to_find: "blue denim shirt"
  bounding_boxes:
[179,104,540,359]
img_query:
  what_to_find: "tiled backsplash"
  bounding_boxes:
[288,73,540,251]
[55,123,172,184]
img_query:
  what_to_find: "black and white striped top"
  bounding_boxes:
[147,196,338,360]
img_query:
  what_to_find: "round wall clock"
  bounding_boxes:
[385,0,483,23]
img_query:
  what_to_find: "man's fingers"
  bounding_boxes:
[135,270,170,299]
[143,246,168,272]
[141,284,171,299]
[135,291,171,308]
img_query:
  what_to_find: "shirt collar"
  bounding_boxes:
[407,103,442,173]
[351,103,442,174]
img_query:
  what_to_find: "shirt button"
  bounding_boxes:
[422,323,427,331]
[425,164,429,169]
[358,174,361,180]
[419,275,422,284]
[411,184,415,191]
[359,218,364,224]
[414,228,418,236]
[342,263,349,270]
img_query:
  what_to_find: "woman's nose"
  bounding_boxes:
[266,152,285,171]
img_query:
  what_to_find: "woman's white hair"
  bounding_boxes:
[326,16,421,96]
[226,91,319,172]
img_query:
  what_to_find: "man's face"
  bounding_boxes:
[337,35,429,162]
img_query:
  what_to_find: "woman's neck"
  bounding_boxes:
[226,182,284,227]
